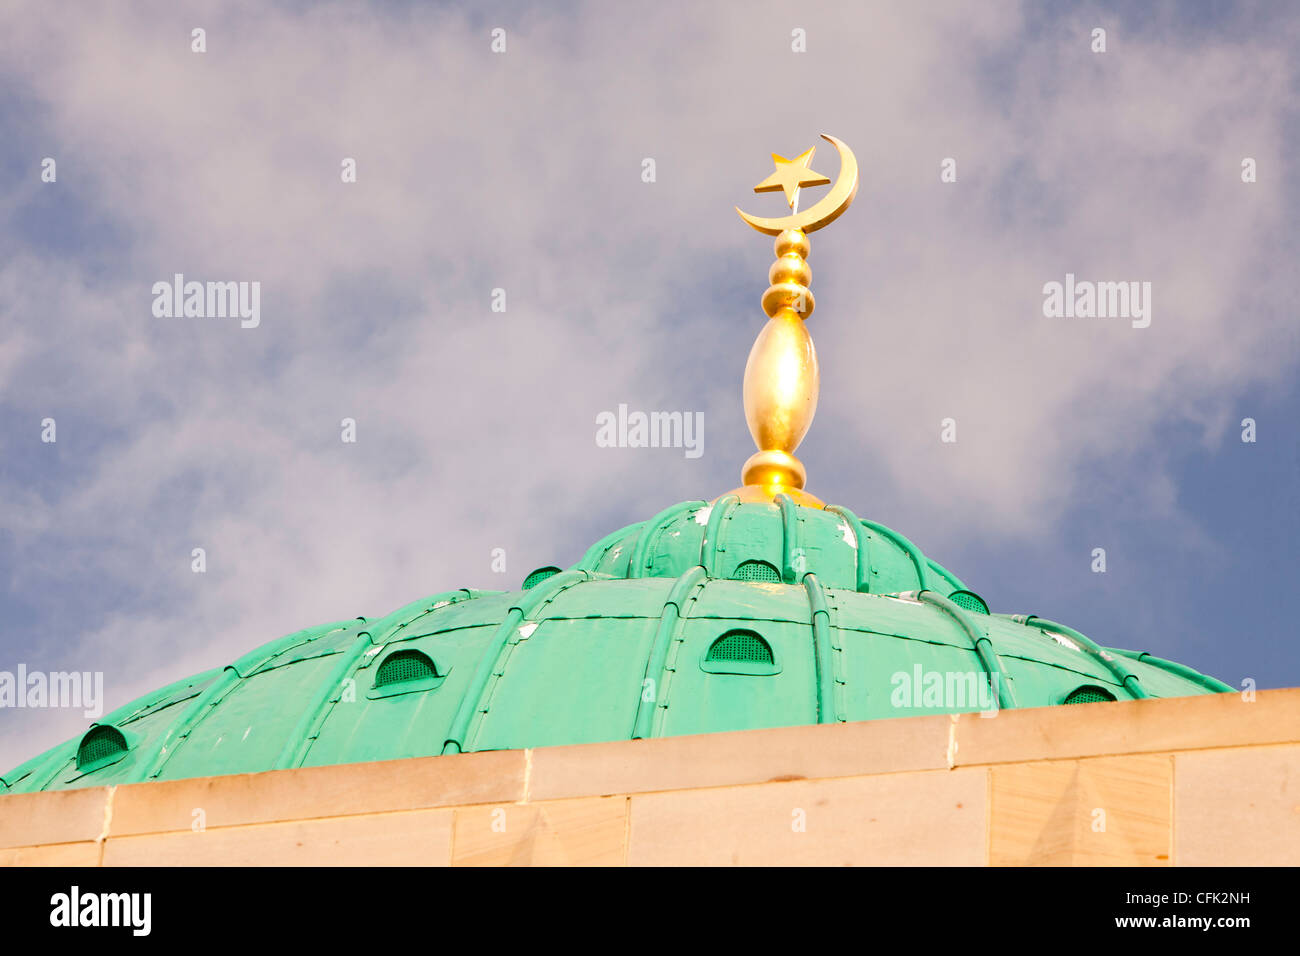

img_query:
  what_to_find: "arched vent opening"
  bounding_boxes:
[1064,685,1117,705]
[76,725,130,772]
[732,560,781,584]
[701,629,781,676]
[948,590,990,615]
[374,649,439,688]
[522,566,562,590]
[707,630,774,665]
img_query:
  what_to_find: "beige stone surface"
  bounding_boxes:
[955,690,1295,767]
[0,841,101,866]
[627,769,987,866]
[528,713,954,802]
[452,797,627,866]
[0,786,109,849]
[103,807,454,866]
[2,691,1297,867]
[989,755,1171,866]
[109,748,524,836]
[1174,744,1300,865]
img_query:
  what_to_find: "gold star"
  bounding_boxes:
[752,146,832,211]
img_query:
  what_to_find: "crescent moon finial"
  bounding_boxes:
[721,134,859,508]
[736,134,859,236]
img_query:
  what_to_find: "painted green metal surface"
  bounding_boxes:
[0,497,1231,793]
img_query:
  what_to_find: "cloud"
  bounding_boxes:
[0,0,1294,770]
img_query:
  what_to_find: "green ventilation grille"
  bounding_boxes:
[76,725,128,772]
[374,649,438,687]
[706,630,775,665]
[1064,686,1117,705]
[948,590,990,615]
[522,566,561,589]
[732,560,781,583]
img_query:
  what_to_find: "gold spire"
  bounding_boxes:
[725,134,859,508]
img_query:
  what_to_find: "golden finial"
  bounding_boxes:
[725,134,860,507]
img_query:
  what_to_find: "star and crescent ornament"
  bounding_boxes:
[736,133,859,236]
[725,133,860,507]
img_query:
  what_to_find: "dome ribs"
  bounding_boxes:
[274,589,484,771]
[137,669,241,782]
[802,574,843,723]
[824,504,872,593]
[629,500,705,579]
[576,522,641,573]
[859,519,934,592]
[3,499,1238,791]
[927,559,966,594]
[1002,615,1150,701]
[699,494,740,576]
[442,570,591,755]
[1105,648,1234,694]
[227,620,354,680]
[911,590,1019,711]
[274,631,379,771]
[633,566,709,740]
[5,737,81,793]
[774,493,804,583]
[565,498,969,596]
[134,618,350,783]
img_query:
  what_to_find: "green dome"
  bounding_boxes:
[1,495,1231,793]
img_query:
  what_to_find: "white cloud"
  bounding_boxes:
[0,1,1294,770]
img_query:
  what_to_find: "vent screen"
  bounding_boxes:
[76,725,128,771]
[948,590,990,615]
[706,630,775,665]
[523,566,561,590]
[375,649,438,687]
[1064,686,1116,705]
[732,560,781,583]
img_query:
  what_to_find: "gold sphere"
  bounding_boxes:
[769,255,812,288]
[761,283,815,318]
[741,449,808,489]
[774,229,810,259]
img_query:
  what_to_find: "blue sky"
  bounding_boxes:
[1,0,1296,771]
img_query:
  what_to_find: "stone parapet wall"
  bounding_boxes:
[2,689,1296,865]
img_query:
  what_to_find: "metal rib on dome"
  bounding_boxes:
[442,570,591,755]
[1106,647,1234,694]
[628,500,705,579]
[577,521,644,572]
[700,494,740,575]
[803,573,840,723]
[999,614,1149,701]
[776,493,802,583]
[633,565,708,739]
[824,504,871,593]
[910,590,1018,710]
[272,589,486,771]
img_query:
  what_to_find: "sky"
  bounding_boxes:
[0,0,1296,773]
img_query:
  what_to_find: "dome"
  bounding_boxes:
[2,133,1234,796]
[0,494,1230,794]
